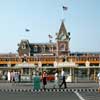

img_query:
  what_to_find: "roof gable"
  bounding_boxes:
[59,21,67,34]
[56,21,69,41]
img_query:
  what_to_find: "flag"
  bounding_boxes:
[48,34,53,38]
[62,6,68,11]
[25,28,30,32]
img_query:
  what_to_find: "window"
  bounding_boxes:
[59,43,65,51]
[23,68,29,75]
[34,46,38,52]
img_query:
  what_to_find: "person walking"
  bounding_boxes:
[59,69,67,88]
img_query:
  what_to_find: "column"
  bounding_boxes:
[21,68,23,75]
[94,69,96,81]
[69,67,72,82]
[72,68,74,82]
[87,68,90,80]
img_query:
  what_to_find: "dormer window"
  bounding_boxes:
[21,43,26,49]
[34,46,38,52]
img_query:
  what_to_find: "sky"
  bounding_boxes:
[0,0,100,53]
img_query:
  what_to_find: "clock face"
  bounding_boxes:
[59,32,64,40]
[59,32,66,40]
[61,35,66,40]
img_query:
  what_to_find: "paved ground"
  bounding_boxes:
[0,91,82,100]
[0,81,100,100]
[79,91,100,100]
[0,91,100,100]
[0,82,98,89]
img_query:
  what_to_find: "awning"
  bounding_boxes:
[14,62,36,68]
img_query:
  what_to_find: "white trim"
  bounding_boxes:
[74,91,85,100]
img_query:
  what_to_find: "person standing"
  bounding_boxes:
[42,71,47,89]
[54,71,59,88]
[7,71,11,82]
[59,69,67,88]
[97,71,100,92]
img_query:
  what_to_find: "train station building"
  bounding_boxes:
[0,21,100,82]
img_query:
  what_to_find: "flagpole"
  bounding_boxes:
[49,37,51,43]
[62,6,64,21]
[62,6,68,22]
[48,34,53,43]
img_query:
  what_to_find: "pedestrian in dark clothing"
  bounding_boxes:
[42,71,47,89]
[18,72,21,83]
[59,69,67,88]
[59,75,67,88]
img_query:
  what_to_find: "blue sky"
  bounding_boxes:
[0,0,100,53]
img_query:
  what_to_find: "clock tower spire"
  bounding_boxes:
[56,21,70,57]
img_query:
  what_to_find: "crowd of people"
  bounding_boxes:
[1,68,68,89]
[1,69,100,90]
[4,71,21,83]
[41,69,67,89]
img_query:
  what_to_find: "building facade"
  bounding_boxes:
[0,21,100,82]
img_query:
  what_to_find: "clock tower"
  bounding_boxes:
[56,21,70,57]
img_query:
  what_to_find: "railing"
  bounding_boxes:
[0,55,100,65]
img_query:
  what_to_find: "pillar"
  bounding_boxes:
[94,69,96,81]
[69,67,72,82]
